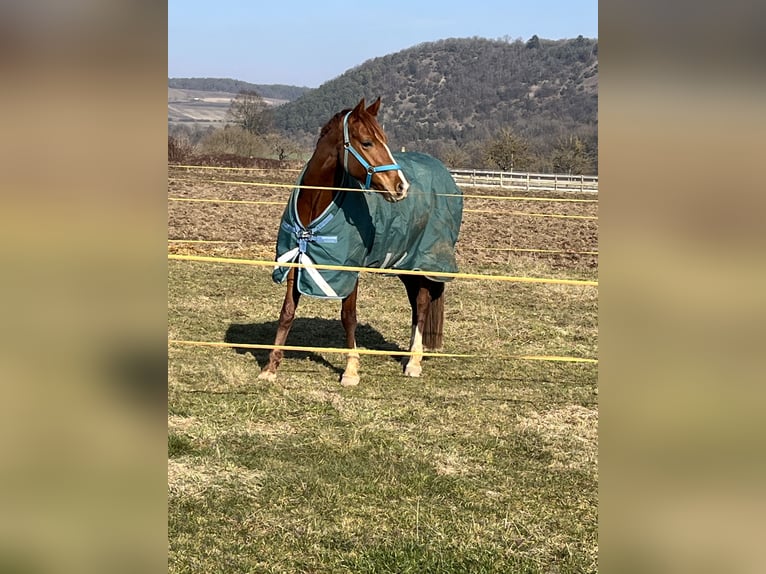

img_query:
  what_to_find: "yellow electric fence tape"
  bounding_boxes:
[462,246,598,255]
[168,197,284,206]
[168,339,471,358]
[463,209,597,220]
[167,239,597,256]
[168,253,598,287]
[168,339,598,363]
[168,195,596,220]
[168,177,598,204]
[170,164,302,172]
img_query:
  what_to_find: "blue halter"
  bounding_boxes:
[342,111,402,190]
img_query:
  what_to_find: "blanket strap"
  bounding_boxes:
[280,219,338,254]
[277,218,341,298]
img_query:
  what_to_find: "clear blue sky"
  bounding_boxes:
[168,0,598,88]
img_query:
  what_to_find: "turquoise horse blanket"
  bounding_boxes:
[272,152,463,299]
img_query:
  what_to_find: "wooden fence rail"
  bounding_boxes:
[449,169,598,193]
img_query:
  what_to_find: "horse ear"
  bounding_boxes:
[366,97,381,116]
[352,98,366,116]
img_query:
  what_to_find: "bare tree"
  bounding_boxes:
[168,134,193,163]
[262,133,303,161]
[439,142,470,169]
[227,90,271,135]
[484,128,531,171]
[551,135,594,174]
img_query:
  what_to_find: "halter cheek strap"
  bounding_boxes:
[342,111,402,190]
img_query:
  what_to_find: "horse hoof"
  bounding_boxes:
[340,374,360,387]
[404,365,422,378]
[258,370,277,382]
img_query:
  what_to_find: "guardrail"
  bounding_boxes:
[450,169,598,193]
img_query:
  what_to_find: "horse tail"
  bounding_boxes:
[423,282,445,351]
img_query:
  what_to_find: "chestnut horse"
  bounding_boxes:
[259,97,462,385]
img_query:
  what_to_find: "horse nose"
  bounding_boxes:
[396,180,409,199]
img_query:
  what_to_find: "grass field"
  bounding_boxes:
[168,165,598,573]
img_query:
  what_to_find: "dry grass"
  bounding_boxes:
[516,405,598,474]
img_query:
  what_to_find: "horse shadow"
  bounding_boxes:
[224,318,405,375]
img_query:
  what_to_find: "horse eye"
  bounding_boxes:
[361,141,374,149]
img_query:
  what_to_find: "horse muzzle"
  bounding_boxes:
[375,158,409,202]
[381,178,409,202]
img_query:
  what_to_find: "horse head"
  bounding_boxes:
[341,98,410,202]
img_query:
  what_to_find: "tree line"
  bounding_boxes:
[170,89,594,174]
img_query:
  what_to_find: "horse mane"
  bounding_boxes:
[318,109,351,140]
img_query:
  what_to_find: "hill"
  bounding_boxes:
[269,36,597,159]
[168,78,312,101]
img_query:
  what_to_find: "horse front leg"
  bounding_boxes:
[340,280,360,386]
[403,278,430,378]
[258,269,301,382]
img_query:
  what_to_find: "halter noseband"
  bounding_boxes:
[342,111,402,190]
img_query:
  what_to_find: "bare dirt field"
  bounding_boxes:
[167,164,598,271]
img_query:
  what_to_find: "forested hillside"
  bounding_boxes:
[168,78,311,102]
[269,36,597,168]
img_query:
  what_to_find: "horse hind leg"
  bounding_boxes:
[401,277,445,377]
[340,280,361,386]
[398,276,427,377]
[259,269,301,382]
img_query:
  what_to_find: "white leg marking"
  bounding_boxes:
[341,346,361,386]
[405,325,423,377]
